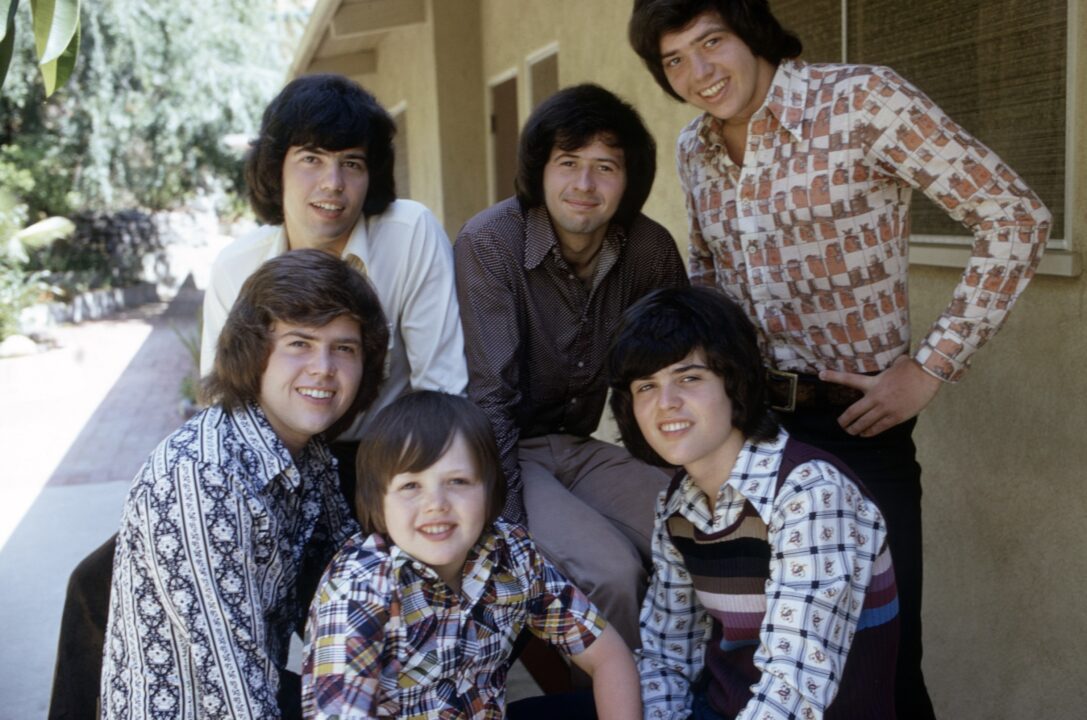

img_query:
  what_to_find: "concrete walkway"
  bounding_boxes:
[0,286,201,719]
[0,283,540,718]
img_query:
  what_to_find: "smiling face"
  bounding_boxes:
[631,348,745,496]
[281,145,369,255]
[382,432,487,592]
[258,315,363,455]
[542,135,627,257]
[659,11,776,128]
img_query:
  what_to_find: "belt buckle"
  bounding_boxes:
[767,368,798,413]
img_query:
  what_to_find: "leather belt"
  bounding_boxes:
[765,367,864,413]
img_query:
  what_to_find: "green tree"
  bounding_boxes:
[1,0,294,218]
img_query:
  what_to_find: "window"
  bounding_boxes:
[773,0,1068,250]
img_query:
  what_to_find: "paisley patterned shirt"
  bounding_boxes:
[638,430,891,720]
[302,519,605,719]
[678,60,1050,382]
[100,403,358,719]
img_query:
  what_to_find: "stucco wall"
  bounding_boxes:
[471,1,1087,716]
[351,19,445,219]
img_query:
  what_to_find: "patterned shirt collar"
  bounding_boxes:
[228,402,332,493]
[664,429,790,527]
[696,59,809,153]
[523,203,626,274]
[385,523,509,605]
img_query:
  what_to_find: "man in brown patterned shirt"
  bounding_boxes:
[454,84,688,652]
[629,1,1050,717]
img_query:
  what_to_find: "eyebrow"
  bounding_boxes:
[672,362,709,374]
[633,362,710,382]
[661,24,729,59]
[553,151,623,166]
[280,329,361,345]
[293,146,368,160]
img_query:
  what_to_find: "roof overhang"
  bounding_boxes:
[288,0,427,80]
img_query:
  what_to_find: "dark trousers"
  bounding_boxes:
[780,411,936,720]
[507,689,596,719]
[49,536,114,720]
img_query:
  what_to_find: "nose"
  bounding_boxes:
[573,165,595,192]
[321,163,345,192]
[658,382,681,410]
[691,51,712,81]
[307,346,336,376]
[423,485,450,513]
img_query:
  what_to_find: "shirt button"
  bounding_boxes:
[568,273,575,280]
[747,242,758,255]
[577,361,584,368]
[570,398,578,405]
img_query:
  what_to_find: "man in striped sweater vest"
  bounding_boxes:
[607,286,899,720]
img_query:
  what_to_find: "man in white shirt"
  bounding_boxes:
[201,74,466,449]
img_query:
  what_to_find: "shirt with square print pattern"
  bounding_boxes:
[637,429,891,720]
[677,60,1050,382]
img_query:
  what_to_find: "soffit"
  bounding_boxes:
[290,0,427,79]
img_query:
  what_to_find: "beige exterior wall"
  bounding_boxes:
[477,0,694,246]
[297,1,1087,715]
[329,18,445,219]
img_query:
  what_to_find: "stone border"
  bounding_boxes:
[18,282,161,333]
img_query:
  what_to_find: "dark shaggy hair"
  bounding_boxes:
[354,391,506,536]
[608,286,778,467]
[202,249,389,439]
[245,74,397,225]
[515,83,656,230]
[629,0,803,102]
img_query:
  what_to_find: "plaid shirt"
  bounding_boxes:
[678,60,1050,382]
[302,519,605,719]
[638,430,890,720]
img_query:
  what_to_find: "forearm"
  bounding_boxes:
[637,511,702,718]
[868,68,1051,380]
[454,233,525,521]
[570,626,642,720]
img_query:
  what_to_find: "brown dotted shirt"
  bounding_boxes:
[455,198,688,520]
[678,60,1051,382]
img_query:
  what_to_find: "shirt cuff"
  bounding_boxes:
[915,320,973,382]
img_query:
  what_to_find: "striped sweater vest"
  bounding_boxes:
[664,438,899,719]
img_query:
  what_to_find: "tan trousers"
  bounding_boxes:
[519,434,669,650]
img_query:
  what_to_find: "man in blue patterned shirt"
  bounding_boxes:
[99,250,388,719]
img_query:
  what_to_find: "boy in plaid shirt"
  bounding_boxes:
[302,391,640,719]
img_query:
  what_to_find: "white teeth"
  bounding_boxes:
[661,421,691,432]
[313,202,342,211]
[298,388,333,399]
[699,79,726,97]
[420,524,451,535]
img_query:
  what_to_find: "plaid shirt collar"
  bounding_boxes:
[386,522,512,606]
